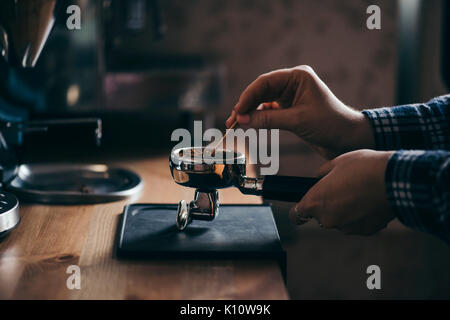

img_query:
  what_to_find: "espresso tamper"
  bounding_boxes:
[0,191,20,239]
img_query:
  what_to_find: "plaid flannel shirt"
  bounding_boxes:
[362,94,450,243]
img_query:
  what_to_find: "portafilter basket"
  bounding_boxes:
[169,147,319,230]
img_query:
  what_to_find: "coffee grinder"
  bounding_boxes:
[0,0,143,238]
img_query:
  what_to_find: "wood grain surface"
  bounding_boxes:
[0,156,288,299]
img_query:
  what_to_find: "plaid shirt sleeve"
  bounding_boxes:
[362,95,450,243]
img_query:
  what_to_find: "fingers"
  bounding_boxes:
[226,111,236,128]
[226,66,317,128]
[289,160,334,227]
[234,69,293,115]
[288,207,311,225]
[288,183,324,226]
[236,108,300,130]
[227,102,282,128]
[226,105,295,129]
[256,102,281,111]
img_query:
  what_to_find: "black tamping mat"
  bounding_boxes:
[116,204,285,271]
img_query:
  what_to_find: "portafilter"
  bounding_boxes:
[170,147,319,230]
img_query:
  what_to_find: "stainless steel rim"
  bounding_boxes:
[0,191,20,235]
[170,147,246,172]
[7,164,144,204]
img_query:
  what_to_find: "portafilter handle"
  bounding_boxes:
[176,176,319,231]
[239,175,320,202]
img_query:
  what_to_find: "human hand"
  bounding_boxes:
[289,149,395,235]
[226,65,375,159]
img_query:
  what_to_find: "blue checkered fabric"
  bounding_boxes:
[363,95,450,243]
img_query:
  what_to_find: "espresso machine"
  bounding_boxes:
[0,0,142,238]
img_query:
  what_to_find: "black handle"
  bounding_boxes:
[262,175,319,202]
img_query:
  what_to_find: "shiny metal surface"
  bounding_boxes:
[176,200,190,231]
[170,147,263,194]
[189,189,219,221]
[0,0,59,68]
[170,147,246,190]
[0,191,20,238]
[170,147,264,230]
[7,164,143,204]
[176,189,219,231]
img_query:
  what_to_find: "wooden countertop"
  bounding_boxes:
[0,155,288,299]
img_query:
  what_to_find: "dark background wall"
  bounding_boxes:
[135,0,398,121]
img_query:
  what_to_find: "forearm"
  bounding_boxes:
[385,150,450,243]
[362,95,450,151]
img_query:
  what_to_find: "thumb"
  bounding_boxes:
[237,108,299,130]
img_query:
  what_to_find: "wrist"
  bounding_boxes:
[347,111,375,151]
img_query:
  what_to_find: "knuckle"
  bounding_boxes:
[333,153,347,165]
[256,73,270,83]
[259,74,271,90]
[300,198,320,216]
[293,65,315,76]
[252,74,271,97]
